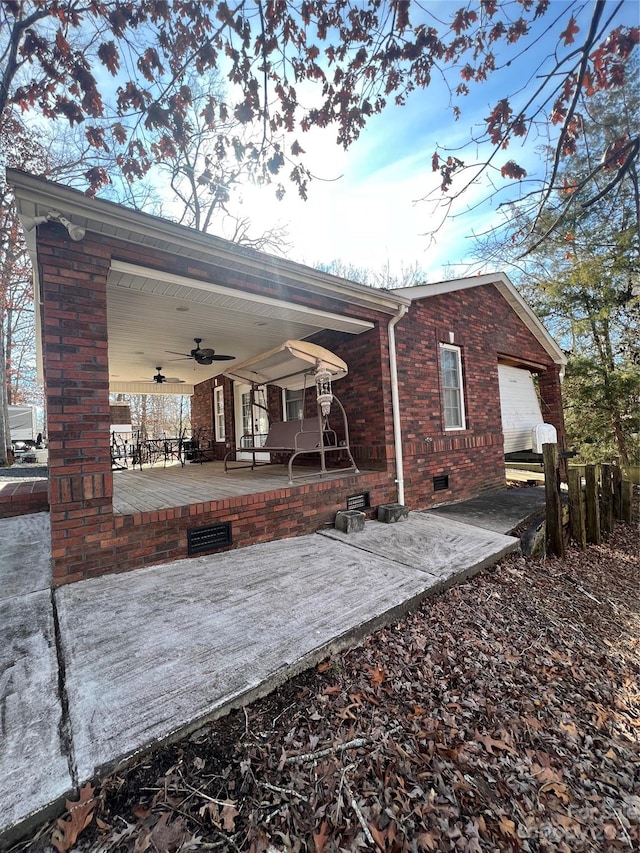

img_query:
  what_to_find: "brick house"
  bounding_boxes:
[9,169,566,585]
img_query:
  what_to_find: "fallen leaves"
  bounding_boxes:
[51,783,95,852]
[474,729,516,755]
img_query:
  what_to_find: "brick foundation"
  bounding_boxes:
[0,480,49,518]
[52,470,392,585]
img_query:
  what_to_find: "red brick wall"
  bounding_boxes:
[36,217,563,584]
[395,283,565,508]
[37,224,115,584]
[537,363,566,441]
[306,326,394,467]
[107,470,393,578]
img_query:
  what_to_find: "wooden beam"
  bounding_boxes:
[584,465,601,545]
[621,479,633,523]
[612,465,623,520]
[543,443,565,558]
[567,468,586,550]
[600,464,613,537]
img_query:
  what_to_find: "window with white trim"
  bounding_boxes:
[283,388,304,422]
[440,344,466,430]
[214,385,225,441]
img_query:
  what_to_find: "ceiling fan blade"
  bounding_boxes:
[211,354,235,361]
[165,350,191,357]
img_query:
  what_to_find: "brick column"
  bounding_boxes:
[38,226,114,584]
[538,363,567,450]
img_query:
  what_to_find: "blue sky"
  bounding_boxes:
[228,0,638,282]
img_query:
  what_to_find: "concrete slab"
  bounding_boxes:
[426,486,546,534]
[1,491,529,840]
[0,589,72,836]
[0,512,51,598]
[321,512,519,583]
[55,534,448,782]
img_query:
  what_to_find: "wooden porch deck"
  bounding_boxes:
[112,460,375,515]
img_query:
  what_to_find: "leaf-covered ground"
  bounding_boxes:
[12,517,639,853]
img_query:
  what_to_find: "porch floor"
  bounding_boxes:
[112,459,370,514]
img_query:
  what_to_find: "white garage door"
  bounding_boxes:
[498,364,544,453]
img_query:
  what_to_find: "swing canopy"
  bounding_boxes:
[224,340,348,390]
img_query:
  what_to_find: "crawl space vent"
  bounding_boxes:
[433,475,449,492]
[187,522,232,555]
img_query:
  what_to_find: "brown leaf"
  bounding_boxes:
[51,783,95,853]
[149,812,189,853]
[417,830,439,851]
[369,666,385,685]
[531,762,563,785]
[559,720,580,738]
[221,801,239,832]
[199,802,220,825]
[539,781,570,803]
[96,817,112,833]
[368,822,387,851]
[313,820,330,852]
[603,822,618,840]
[474,730,515,755]
[497,816,518,839]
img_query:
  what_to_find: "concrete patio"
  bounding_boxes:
[0,487,546,843]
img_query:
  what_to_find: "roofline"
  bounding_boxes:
[396,272,567,366]
[7,168,410,314]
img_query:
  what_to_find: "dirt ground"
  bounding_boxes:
[7,514,639,853]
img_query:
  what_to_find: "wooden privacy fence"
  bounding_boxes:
[542,444,635,557]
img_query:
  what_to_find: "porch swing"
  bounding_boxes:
[223,340,359,484]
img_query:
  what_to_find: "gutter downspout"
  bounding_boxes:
[388,304,408,505]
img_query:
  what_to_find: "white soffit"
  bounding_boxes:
[109,261,374,335]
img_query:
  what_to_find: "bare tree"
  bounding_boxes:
[1,1,636,231]
[316,258,428,290]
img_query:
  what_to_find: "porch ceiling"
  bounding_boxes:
[8,169,409,398]
[107,262,374,395]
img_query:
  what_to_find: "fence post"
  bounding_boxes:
[543,442,565,558]
[567,467,586,549]
[612,465,623,520]
[584,465,601,545]
[601,464,613,537]
[621,478,633,523]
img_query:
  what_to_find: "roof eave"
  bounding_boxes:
[396,272,567,366]
[7,168,410,315]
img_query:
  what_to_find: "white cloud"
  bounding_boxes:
[238,98,507,279]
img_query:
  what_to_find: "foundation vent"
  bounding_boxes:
[433,475,449,492]
[187,522,232,555]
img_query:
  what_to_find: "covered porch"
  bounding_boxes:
[9,168,409,583]
[112,459,380,515]
[107,460,393,578]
